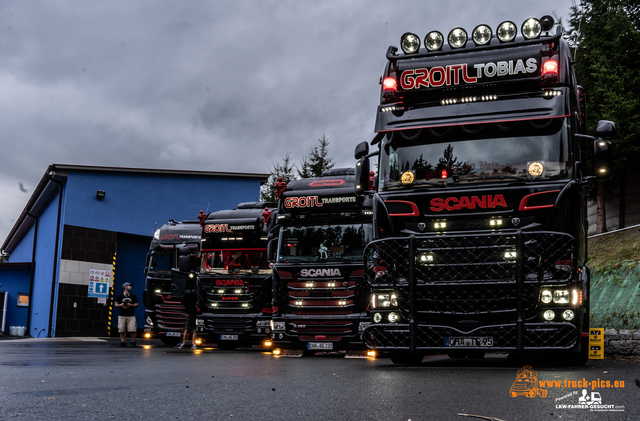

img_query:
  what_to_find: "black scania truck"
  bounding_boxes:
[269,169,374,356]
[353,16,615,364]
[193,202,277,349]
[143,219,201,345]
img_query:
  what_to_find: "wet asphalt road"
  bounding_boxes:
[0,338,639,421]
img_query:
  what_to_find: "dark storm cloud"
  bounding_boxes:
[0,0,575,242]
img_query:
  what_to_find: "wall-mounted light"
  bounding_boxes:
[96,190,106,199]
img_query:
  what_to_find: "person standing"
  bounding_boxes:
[115,282,139,347]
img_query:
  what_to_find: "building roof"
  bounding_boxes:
[1,164,270,253]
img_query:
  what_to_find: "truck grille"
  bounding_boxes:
[155,301,187,329]
[364,231,575,319]
[282,276,361,337]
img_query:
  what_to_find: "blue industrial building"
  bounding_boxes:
[0,164,267,338]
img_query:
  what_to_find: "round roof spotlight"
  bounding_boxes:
[522,17,542,39]
[497,21,517,43]
[448,27,468,49]
[424,31,444,51]
[540,15,555,32]
[400,32,421,54]
[472,24,492,46]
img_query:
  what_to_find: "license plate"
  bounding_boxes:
[307,342,333,350]
[166,332,181,337]
[220,334,238,341]
[445,336,493,347]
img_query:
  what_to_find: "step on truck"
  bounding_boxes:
[269,168,374,356]
[189,202,277,349]
[143,219,202,346]
[353,16,615,364]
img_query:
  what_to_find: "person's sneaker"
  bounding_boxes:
[131,342,137,347]
[191,344,197,350]
[118,341,127,347]
[175,343,184,349]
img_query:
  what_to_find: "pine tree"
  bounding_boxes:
[260,153,297,203]
[306,134,335,178]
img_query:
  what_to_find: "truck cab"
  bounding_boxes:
[195,202,277,349]
[356,16,615,364]
[270,169,374,355]
[143,219,201,345]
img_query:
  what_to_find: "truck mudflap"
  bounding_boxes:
[363,322,579,350]
[363,230,585,353]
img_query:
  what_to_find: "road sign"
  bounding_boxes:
[88,281,109,298]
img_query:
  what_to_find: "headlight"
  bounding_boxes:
[543,310,555,321]
[541,290,552,304]
[388,312,400,323]
[562,310,575,321]
[448,27,468,49]
[371,293,398,309]
[256,320,270,327]
[271,321,285,331]
[521,17,542,39]
[145,316,153,326]
[196,319,204,326]
[400,32,421,54]
[418,253,434,263]
[373,313,383,323]
[424,31,444,51]
[553,290,570,304]
[472,24,492,46]
[504,251,517,260]
[497,21,517,42]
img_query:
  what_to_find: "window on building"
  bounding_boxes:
[17,293,29,307]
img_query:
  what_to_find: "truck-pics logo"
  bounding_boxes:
[401,58,537,90]
[204,224,232,233]
[430,194,508,212]
[509,366,548,398]
[299,268,341,277]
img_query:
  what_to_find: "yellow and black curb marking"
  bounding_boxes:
[107,253,116,336]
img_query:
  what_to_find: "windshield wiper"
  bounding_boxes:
[280,257,312,263]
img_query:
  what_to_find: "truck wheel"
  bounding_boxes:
[160,336,180,346]
[389,351,424,365]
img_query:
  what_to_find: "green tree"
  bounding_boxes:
[567,1,640,232]
[260,153,297,203]
[300,134,334,178]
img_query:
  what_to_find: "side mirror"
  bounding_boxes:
[355,157,371,196]
[354,141,369,160]
[267,238,278,263]
[596,120,617,138]
[178,255,192,273]
[593,138,613,180]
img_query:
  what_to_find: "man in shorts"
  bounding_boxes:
[115,282,139,347]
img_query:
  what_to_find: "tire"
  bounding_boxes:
[160,336,181,346]
[389,351,424,365]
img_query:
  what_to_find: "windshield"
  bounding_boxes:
[278,223,373,262]
[148,251,172,272]
[379,117,573,189]
[201,249,270,276]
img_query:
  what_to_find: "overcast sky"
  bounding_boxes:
[0,0,578,244]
